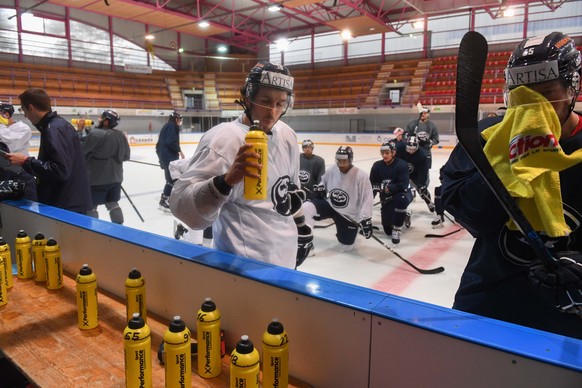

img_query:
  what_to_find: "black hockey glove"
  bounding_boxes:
[276,182,306,217]
[359,218,373,239]
[294,213,313,269]
[529,252,582,316]
[372,185,382,196]
[0,180,26,200]
[312,183,327,200]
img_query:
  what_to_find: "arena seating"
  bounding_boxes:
[3,47,579,112]
[0,61,173,110]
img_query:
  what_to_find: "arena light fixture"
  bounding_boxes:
[503,7,516,17]
[411,20,424,29]
[340,29,352,40]
[199,20,210,28]
[275,38,289,51]
[268,4,283,12]
[217,45,228,53]
[145,34,155,40]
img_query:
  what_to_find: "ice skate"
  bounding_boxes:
[404,210,412,228]
[391,227,402,244]
[431,214,445,229]
[158,194,171,213]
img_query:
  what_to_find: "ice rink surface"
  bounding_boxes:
[101,140,473,309]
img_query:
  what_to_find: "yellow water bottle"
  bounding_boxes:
[196,297,221,378]
[163,315,191,388]
[124,313,152,388]
[32,233,48,282]
[44,238,63,290]
[0,238,12,289]
[262,318,289,388]
[125,268,147,323]
[0,255,7,306]
[230,335,260,388]
[76,264,99,330]
[244,120,268,200]
[15,230,33,279]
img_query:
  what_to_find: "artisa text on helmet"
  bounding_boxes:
[260,71,294,91]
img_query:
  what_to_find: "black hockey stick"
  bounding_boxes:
[455,31,556,269]
[340,213,444,274]
[121,185,145,222]
[369,234,444,274]
[314,221,335,229]
[409,180,435,212]
[425,228,464,238]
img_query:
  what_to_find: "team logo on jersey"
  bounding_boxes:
[299,170,310,185]
[329,188,349,208]
[271,175,292,216]
[417,131,430,143]
[508,133,560,165]
[499,203,581,266]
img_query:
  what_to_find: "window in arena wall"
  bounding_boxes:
[0,8,174,70]
[313,32,343,62]
[0,8,18,54]
[349,33,382,59]
[70,20,111,65]
[527,0,582,38]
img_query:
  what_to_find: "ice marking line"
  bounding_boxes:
[371,225,467,294]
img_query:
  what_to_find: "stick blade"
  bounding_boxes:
[455,31,488,137]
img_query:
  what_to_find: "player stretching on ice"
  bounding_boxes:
[370,142,413,244]
[303,146,374,252]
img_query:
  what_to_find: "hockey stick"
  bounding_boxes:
[314,221,335,229]
[424,228,464,238]
[129,159,160,167]
[121,185,145,222]
[409,180,435,212]
[340,213,444,274]
[455,31,556,269]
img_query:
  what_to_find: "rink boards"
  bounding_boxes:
[1,199,581,387]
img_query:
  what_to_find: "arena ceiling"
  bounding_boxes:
[48,0,567,52]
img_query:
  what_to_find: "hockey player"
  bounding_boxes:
[0,103,32,156]
[169,61,313,269]
[299,139,326,198]
[395,135,434,212]
[156,112,184,212]
[303,146,374,252]
[442,32,582,338]
[405,107,439,168]
[370,142,413,244]
[4,89,91,214]
[82,110,130,224]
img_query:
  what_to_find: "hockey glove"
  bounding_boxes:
[294,212,313,268]
[275,182,306,217]
[0,180,26,200]
[359,218,373,239]
[312,183,327,200]
[372,185,382,196]
[529,252,582,316]
[380,179,391,194]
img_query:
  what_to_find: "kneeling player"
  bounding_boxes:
[370,142,413,244]
[303,146,374,252]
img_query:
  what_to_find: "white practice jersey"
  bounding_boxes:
[170,116,300,268]
[0,121,32,155]
[322,165,374,223]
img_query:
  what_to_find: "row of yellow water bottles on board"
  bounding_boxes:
[0,230,290,387]
[0,230,63,306]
